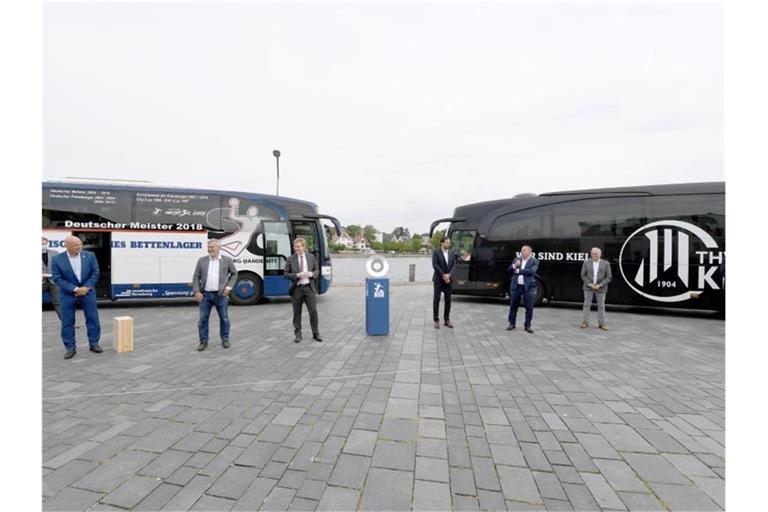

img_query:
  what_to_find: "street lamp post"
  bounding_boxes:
[272,150,281,196]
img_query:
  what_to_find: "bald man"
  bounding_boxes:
[580,247,612,330]
[50,236,103,359]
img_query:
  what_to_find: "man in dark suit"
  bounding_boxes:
[432,236,455,329]
[284,237,322,343]
[50,236,103,359]
[192,239,238,351]
[42,236,61,319]
[507,244,539,333]
[580,247,612,330]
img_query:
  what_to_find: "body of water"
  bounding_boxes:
[330,255,432,284]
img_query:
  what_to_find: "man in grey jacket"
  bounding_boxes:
[580,247,612,330]
[192,239,238,350]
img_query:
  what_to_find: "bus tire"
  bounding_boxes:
[230,272,263,306]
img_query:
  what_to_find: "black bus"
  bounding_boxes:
[430,182,725,312]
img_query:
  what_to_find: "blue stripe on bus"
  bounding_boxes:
[263,275,292,297]
[112,283,195,299]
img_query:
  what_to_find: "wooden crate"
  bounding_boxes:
[113,316,134,353]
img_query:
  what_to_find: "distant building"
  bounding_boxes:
[352,235,368,250]
[374,230,384,244]
[333,229,354,248]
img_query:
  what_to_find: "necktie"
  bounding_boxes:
[299,255,304,274]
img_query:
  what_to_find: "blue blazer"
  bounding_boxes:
[432,249,455,283]
[51,250,100,297]
[508,256,539,292]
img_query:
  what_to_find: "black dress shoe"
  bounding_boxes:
[313,334,323,342]
[525,327,534,333]
[506,324,515,330]
[294,335,302,343]
[89,345,103,353]
[444,321,454,328]
[64,350,76,359]
[197,342,208,351]
[222,340,230,349]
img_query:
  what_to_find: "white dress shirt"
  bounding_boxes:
[205,256,221,292]
[442,250,450,266]
[297,253,311,285]
[68,252,82,283]
[517,258,528,285]
[592,260,600,285]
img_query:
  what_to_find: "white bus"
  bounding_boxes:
[43,179,342,305]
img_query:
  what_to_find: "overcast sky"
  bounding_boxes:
[44,2,722,233]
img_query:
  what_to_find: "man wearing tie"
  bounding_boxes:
[284,237,322,343]
[431,236,455,329]
[42,236,61,320]
[50,236,103,359]
[580,247,612,330]
[192,239,238,351]
[507,245,539,333]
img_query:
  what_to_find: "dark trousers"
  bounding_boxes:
[43,279,61,319]
[198,292,230,343]
[433,280,452,321]
[292,285,319,336]
[508,286,536,328]
[60,291,100,352]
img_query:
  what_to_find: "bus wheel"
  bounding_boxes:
[230,272,263,306]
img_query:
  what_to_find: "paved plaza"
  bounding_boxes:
[42,285,725,511]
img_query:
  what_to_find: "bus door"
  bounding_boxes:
[449,230,477,293]
[290,221,330,293]
[262,221,292,296]
[72,231,112,299]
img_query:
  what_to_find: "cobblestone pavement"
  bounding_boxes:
[42,285,724,511]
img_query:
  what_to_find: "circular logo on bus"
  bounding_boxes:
[619,220,723,303]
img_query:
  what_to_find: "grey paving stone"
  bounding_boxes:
[360,468,413,510]
[207,465,261,500]
[489,443,526,467]
[450,466,477,496]
[594,458,648,493]
[413,480,452,510]
[532,470,567,500]
[43,487,102,511]
[236,442,279,469]
[471,457,501,491]
[477,489,507,511]
[161,475,214,510]
[290,496,319,511]
[138,450,192,478]
[328,454,370,489]
[131,421,194,453]
[497,466,542,505]
[663,453,718,478]
[594,423,657,454]
[135,483,182,511]
[261,486,296,511]
[581,472,627,510]
[416,456,450,483]
[562,483,600,511]
[101,475,162,509]
[452,494,480,510]
[617,491,667,511]
[342,429,377,457]
[623,452,691,485]
[689,476,725,509]
[648,482,720,511]
[43,440,99,469]
[520,442,552,472]
[316,485,360,511]
[371,440,415,471]
[73,449,157,493]
[43,459,99,497]
[232,477,278,511]
[417,438,448,459]
[191,494,235,510]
